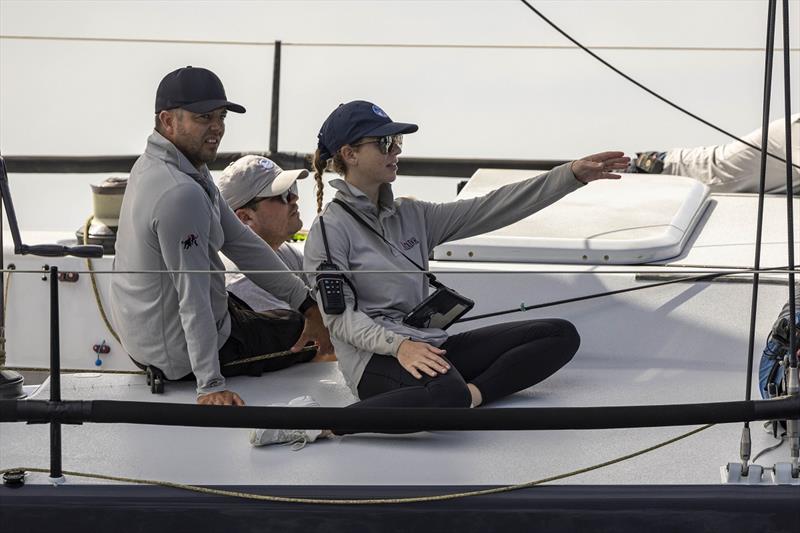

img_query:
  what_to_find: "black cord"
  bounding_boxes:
[752,428,787,462]
[457,266,791,324]
[319,216,334,263]
[744,0,777,411]
[780,0,797,368]
[518,0,800,172]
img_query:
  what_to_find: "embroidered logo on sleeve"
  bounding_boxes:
[401,237,420,251]
[182,234,199,250]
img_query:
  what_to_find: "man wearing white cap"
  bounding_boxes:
[217,155,309,312]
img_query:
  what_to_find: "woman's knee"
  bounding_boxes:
[523,318,580,365]
[549,319,580,364]
[427,372,471,408]
[555,319,580,351]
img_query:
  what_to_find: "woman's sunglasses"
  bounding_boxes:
[351,134,403,155]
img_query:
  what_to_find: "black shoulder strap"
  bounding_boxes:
[331,198,442,288]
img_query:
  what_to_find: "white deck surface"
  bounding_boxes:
[1,356,787,487]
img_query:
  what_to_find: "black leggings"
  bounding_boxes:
[334,318,579,434]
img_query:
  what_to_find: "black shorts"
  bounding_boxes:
[219,293,316,377]
[131,293,315,381]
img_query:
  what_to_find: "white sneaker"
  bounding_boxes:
[249,395,322,450]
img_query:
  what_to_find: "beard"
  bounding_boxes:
[173,127,220,167]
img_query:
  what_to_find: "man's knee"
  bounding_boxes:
[258,308,305,341]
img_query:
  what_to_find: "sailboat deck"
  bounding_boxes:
[2,352,785,487]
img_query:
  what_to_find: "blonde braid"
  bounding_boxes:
[312,149,326,214]
[311,148,350,213]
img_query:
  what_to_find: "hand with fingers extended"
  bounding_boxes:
[396,339,451,379]
[197,390,245,406]
[571,151,631,184]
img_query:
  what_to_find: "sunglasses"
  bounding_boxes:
[241,181,298,209]
[351,134,403,155]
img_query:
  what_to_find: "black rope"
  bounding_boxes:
[752,431,787,462]
[744,0,777,414]
[780,0,797,368]
[2,397,798,432]
[457,266,790,324]
[518,0,800,172]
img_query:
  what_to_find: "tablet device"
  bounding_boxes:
[403,287,474,330]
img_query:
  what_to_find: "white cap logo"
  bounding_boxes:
[258,158,275,171]
[372,105,388,118]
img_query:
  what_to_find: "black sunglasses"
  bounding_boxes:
[351,134,403,155]
[241,182,298,209]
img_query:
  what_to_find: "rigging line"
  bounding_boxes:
[83,216,120,345]
[0,267,11,368]
[4,346,319,375]
[780,0,798,369]
[519,0,800,172]
[3,34,798,52]
[457,266,788,324]
[458,271,706,322]
[7,344,317,375]
[283,42,799,52]
[0,424,714,505]
[744,0,777,412]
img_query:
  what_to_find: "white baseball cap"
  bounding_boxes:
[217,155,308,210]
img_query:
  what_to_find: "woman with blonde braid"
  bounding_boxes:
[250,100,629,448]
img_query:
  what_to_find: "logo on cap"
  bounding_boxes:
[372,105,388,118]
[258,158,275,171]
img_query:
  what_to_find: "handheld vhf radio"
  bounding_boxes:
[316,263,346,314]
[315,216,354,315]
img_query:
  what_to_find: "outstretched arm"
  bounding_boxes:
[421,152,628,248]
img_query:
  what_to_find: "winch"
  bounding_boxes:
[74,177,127,254]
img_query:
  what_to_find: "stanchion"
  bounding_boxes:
[48,265,64,485]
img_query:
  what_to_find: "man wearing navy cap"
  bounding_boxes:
[110,66,333,406]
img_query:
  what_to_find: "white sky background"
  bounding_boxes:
[0,0,798,229]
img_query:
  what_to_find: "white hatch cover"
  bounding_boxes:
[433,170,709,264]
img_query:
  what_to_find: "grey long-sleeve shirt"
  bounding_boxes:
[110,132,311,395]
[303,162,583,394]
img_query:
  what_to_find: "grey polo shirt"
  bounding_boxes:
[110,132,311,395]
[224,243,308,312]
[303,162,583,394]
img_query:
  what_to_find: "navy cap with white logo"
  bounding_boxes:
[317,100,417,161]
[155,66,246,114]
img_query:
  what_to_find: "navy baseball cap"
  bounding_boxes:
[317,100,418,160]
[155,66,246,114]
